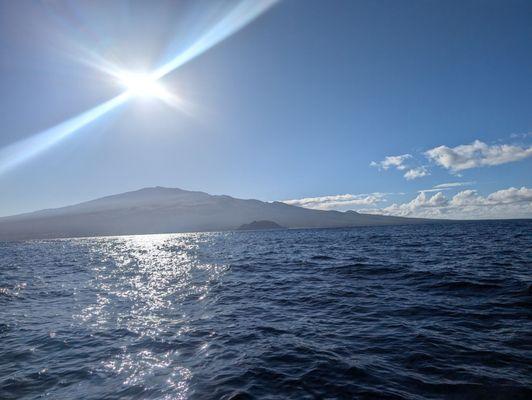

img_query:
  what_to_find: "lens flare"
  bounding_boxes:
[0,93,129,175]
[0,0,278,175]
[152,0,278,79]
[118,72,170,100]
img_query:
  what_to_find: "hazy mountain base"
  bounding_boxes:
[0,187,432,240]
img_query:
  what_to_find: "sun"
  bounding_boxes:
[118,72,169,99]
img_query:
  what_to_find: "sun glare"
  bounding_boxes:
[118,72,169,99]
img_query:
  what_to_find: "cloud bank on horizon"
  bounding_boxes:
[284,185,532,220]
[361,186,532,219]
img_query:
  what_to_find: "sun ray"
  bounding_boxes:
[151,0,278,80]
[0,93,129,174]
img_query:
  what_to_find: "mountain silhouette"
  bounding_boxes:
[0,186,432,239]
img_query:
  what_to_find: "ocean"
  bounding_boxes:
[1,220,531,399]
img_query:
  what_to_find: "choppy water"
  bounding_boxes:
[1,221,531,399]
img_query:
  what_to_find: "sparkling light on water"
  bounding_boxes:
[75,233,229,398]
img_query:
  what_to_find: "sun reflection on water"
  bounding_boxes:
[74,233,229,398]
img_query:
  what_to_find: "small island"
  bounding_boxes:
[237,220,285,231]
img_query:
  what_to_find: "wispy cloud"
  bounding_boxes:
[433,182,474,189]
[283,193,389,210]
[419,181,474,193]
[370,154,428,180]
[404,166,429,180]
[370,154,411,171]
[425,140,532,172]
[361,186,532,219]
[510,132,532,139]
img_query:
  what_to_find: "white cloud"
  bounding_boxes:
[371,138,530,183]
[404,166,429,180]
[283,193,388,210]
[363,186,532,219]
[433,182,474,189]
[425,140,532,172]
[371,154,429,180]
[419,181,474,193]
[485,186,532,204]
[370,154,411,170]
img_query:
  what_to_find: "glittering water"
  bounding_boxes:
[1,221,531,399]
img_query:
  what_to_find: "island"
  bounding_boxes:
[237,220,285,231]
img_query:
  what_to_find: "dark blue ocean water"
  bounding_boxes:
[1,221,531,400]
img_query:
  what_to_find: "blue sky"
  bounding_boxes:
[0,0,531,218]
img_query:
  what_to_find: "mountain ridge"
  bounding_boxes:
[0,186,433,240]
